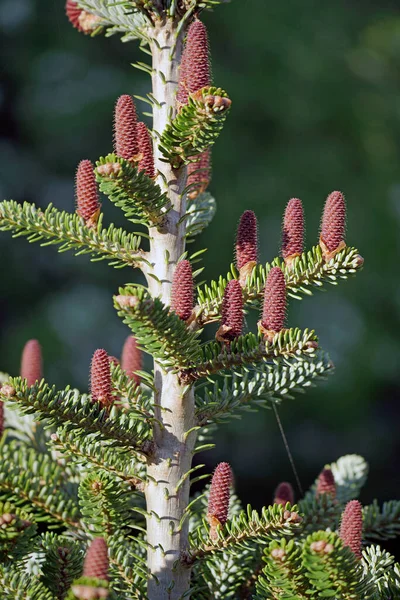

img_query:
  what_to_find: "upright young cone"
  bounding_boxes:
[187,150,211,200]
[207,462,233,539]
[316,468,336,499]
[20,340,43,386]
[235,210,258,274]
[137,122,155,178]
[171,260,194,322]
[90,349,112,408]
[121,336,142,386]
[260,267,286,336]
[177,19,211,106]
[217,280,243,343]
[282,198,304,263]
[83,538,109,580]
[75,160,101,226]
[320,191,346,259]
[274,482,294,506]
[339,500,363,559]
[114,95,139,161]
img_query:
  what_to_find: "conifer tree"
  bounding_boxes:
[0,2,398,599]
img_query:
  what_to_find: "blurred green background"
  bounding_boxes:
[0,0,399,517]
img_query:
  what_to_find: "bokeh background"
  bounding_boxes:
[0,0,399,543]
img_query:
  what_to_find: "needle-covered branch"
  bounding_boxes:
[196,245,364,325]
[0,378,154,455]
[77,0,149,40]
[0,565,56,600]
[0,201,145,269]
[363,500,400,542]
[159,87,231,168]
[181,328,319,383]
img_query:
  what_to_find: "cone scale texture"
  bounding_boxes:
[339,500,363,559]
[316,468,336,499]
[207,462,233,530]
[171,260,194,321]
[274,482,294,506]
[114,95,139,160]
[282,198,304,260]
[137,122,155,178]
[219,280,243,342]
[261,267,286,333]
[20,340,43,387]
[320,191,346,254]
[177,20,211,106]
[76,160,101,224]
[90,349,112,408]
[121,336,142,386]
[83,538,109,581]
[187,150,211,200]
[236,210,258,270]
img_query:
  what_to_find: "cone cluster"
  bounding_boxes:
[171,260,194,322]
[207,462,233,533]
[339,500,363,559]
[20,339,43,387]
[274,482,294,506]
[90,349,112,408]
[121,336,142,386]
[76,160,101,225]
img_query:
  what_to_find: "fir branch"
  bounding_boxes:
[1,378,154,455]
[0,201,144,269]
[195,352,333,425]
[108,532,148,598]
[0,565,56,600]
[50,427,147,489]
[0,501,37,564]
[77,0,149,40]
[255,538,308,599]
[363,500,400,542]
[181,328,319,383]
[196,245,364,325]
[96,154,170,229]
[362,545,400,599]
[0,440,81,528]
[185,191,216,239]
[38,533,84,600]
[159,87,231,168]
[298,493,342,534]
[186,504,302,565]
[114,285,203,370]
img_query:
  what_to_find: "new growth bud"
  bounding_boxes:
[90,349,112,408]
[20,339,43,387]
[274,482,294,506]
[65,1,84,31]
[207,462,233,539]
[177,19,211,106]
[83,537,109,580]
[339,500,363,559]
[65,1,100,34]
[259,267,286,339]
[76,160,101,227]
[282,198,304,264]
[320,191,346,260]
[236,210,258,284]
[114,95,139,161]
[121,336,142,386]
[217,280,243,343]
[171,260,194,322]
[316,468,336,499]
[187,150,211,200]
[137,122,155,179]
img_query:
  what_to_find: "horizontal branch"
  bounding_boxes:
[363,500,400,542]
[0,200,145,269]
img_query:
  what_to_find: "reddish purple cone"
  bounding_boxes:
[220,280,243,341]
[137,122,155,178]
[121,336,142,386]
[171,260,194,321]
[282,198,304,259]
[177,20,211,105]
[208,462,233,527]
[261,267,286,332]
[187,150,211,200]
[236,210,258,270]
[83,538,109,581]
[339,500,363,559]
[75,160,101,224]
[114,95,139,160]
[20,340,43,386]
[320,191,346,252]
[90,349,112,408]
[316,468,336,499]
[274,482,294,506]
